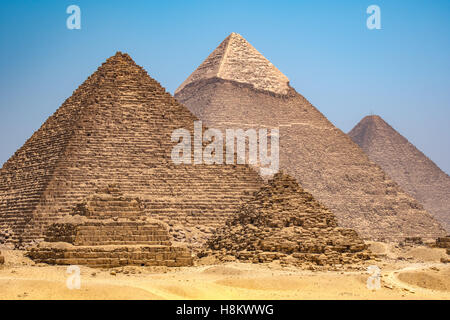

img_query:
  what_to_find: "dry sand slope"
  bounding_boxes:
[0,244,449,300]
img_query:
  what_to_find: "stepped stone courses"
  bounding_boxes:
[175,32,445,241]
[0,52,263,248]
[349,115,450,232]
[205,173,372,266]
[28,187,193,267]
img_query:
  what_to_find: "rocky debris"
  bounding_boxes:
[175,34,445,241]
[436,236,450,249]
[27,188,192,268]
[441,243,450,263]
[0,227,13,245]
[71,184,143,218]
[0,51,263,248]
[400,237,424,247]
[204,173,372,268]
[349,115,450,232]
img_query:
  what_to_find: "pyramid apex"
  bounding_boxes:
[365,114,383,120]
[106,51,134,62]
[97,52,144,76]
[175,33,290,95]
[359,114,389,127]
[348,115,394,143]
[229,32,242,38]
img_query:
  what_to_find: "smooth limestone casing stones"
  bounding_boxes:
[205,173,372,267]
[0,52,263,248]
[175,32,445,241]
[349,115,450,232]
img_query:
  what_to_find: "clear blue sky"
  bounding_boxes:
[1,0,449,173]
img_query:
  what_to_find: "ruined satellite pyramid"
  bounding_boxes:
[0,52,263,248]
[206,172,372,267]
[28,185,193,268]
[349,115,450,232]
[175,33,445,240]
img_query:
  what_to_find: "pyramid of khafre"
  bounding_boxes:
[206,172,372,267]
[175,33,445,240]
[0,52,263,248]
[349,115,450,232]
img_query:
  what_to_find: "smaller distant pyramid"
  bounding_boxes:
[349,115,450,232]
[175,32,290,95]
[205,173,372,267]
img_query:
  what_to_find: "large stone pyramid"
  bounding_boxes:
[175,33,445,240]
[0,52,263,248]
[349,115,450,232]
[205,172,372,267]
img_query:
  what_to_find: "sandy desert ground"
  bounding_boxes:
[0,242,449,300]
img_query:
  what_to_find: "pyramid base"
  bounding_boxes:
[28,243,193,268]
[203,245,373,268]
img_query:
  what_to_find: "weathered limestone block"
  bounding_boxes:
[436,236,450,249]
[0,251,4,265]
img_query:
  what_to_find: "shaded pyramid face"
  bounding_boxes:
[206,172,372,266]
[175,33,445,240]
[349,115,450,232]
[0,52,263,248]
